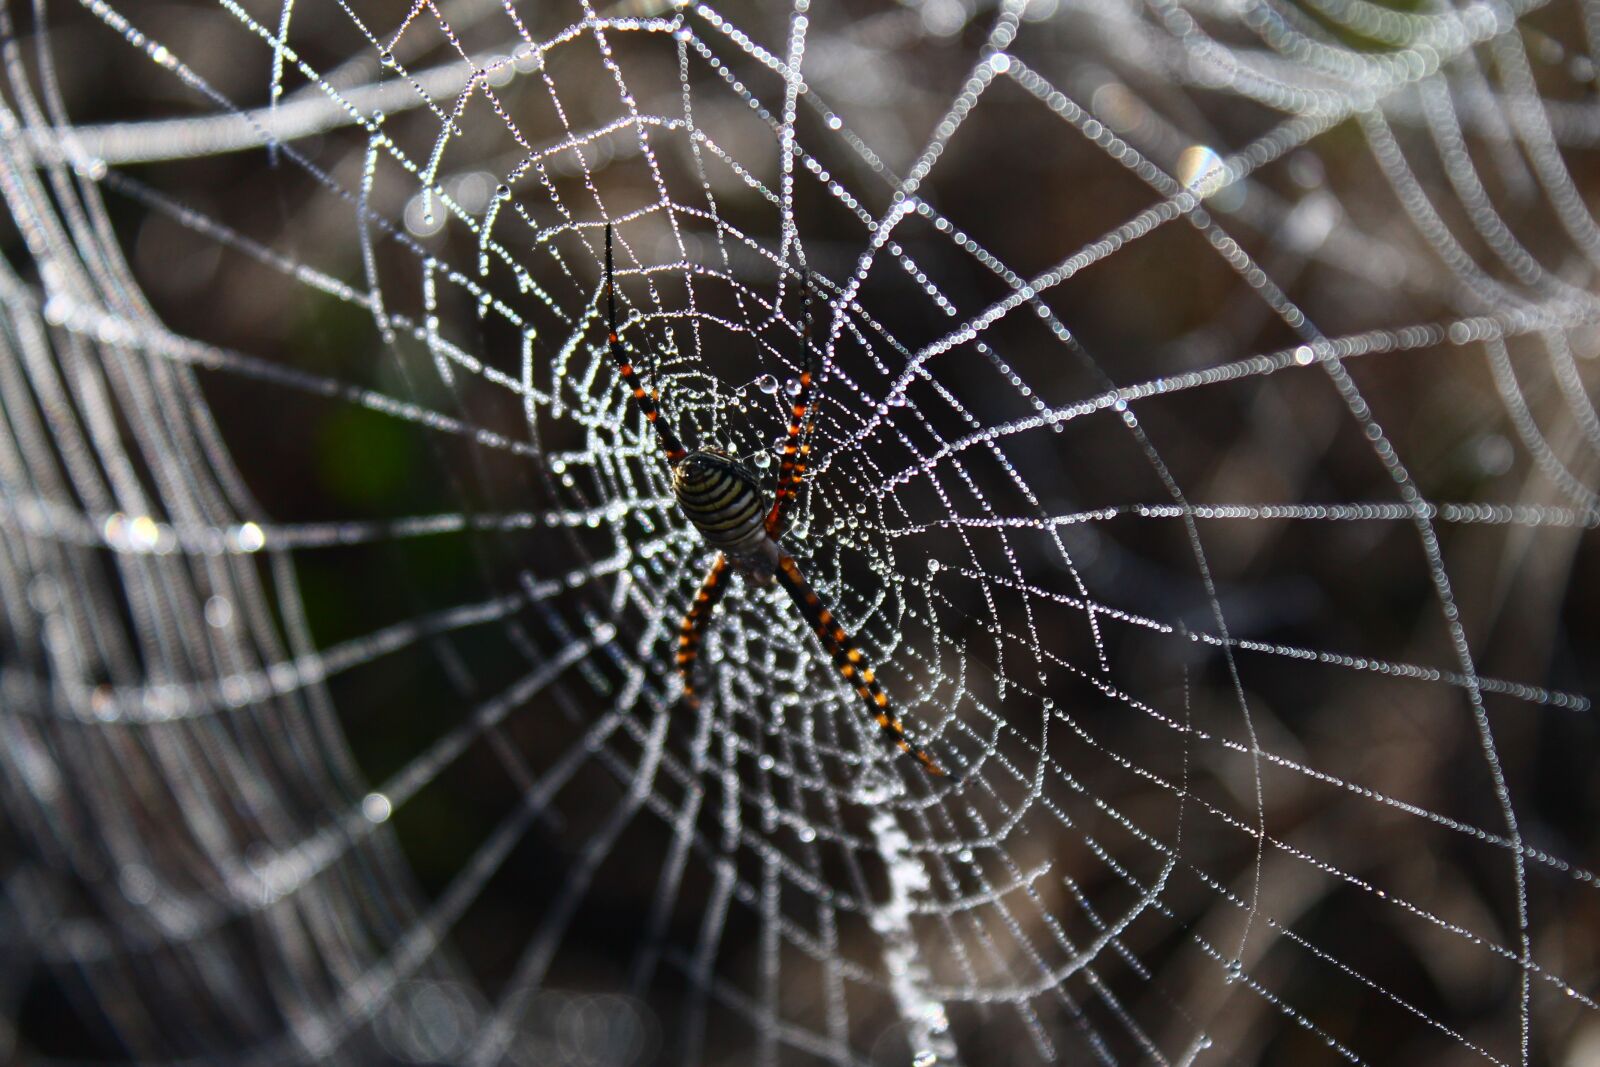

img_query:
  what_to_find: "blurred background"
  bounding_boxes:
[0,0,1597,1064]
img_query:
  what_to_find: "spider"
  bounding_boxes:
[601,225,955,780]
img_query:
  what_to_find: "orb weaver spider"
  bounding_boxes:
[601,225,954,780]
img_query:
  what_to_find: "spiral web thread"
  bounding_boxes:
[0,0,1597,1063]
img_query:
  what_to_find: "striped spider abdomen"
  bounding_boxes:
[671,450,780,583]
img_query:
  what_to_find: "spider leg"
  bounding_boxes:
[765,272,819,537]
[774,555,955,779]
[604,224,688,465]
[676,553,731,708]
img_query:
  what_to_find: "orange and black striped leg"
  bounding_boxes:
[604,224,687,464]
[765,273,819,537]
[677,553,731,708]
[774,555,956,780]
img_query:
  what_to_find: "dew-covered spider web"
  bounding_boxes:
[1,0,1598,1063]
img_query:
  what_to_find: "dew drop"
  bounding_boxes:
[755,374,781,394]
[204,596,233,629]
[234,523,266,553]
[753,452,772,468]
[784,377,802,397]
[361,792,392,823]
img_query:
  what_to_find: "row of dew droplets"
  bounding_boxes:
[860,777,962,1067]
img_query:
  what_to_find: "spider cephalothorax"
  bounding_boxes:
[602,224,955,780]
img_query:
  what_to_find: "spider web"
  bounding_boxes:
[1,0,1597,1063]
